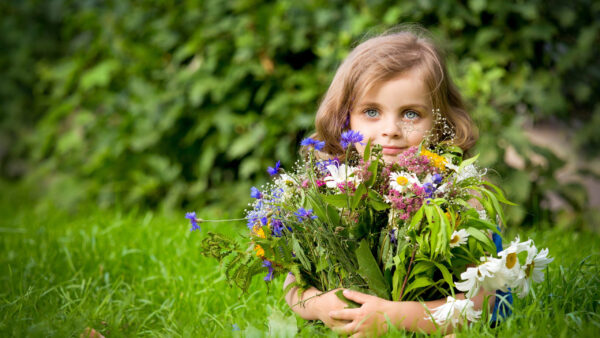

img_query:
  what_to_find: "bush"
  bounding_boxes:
[1,0,598,226]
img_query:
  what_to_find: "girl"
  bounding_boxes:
[283,28,512,335]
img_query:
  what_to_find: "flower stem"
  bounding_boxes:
[399,246,417,300]
[197,218,247,223]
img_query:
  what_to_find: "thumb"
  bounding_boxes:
[342,289,376,304]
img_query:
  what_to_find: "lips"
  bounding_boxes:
[381,146,406,156]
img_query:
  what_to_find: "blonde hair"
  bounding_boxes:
[313,27,477,157]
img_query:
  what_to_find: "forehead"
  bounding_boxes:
[358,68,431,107]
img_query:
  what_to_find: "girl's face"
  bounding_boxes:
[349,68,434,164]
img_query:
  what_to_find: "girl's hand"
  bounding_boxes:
[284,274,350,326]
[313,288,354,328]
[328,289,398,337]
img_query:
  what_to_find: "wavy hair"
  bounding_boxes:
[313,27,477,157]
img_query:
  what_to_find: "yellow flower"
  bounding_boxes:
[421,149,447,171]
[254,245,265,257]
[253,225,266,238]
[252,225,266,257]
[396,176,409,185]
[445,212,461,229]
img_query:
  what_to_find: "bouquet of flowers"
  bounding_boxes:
[189,130,552,326]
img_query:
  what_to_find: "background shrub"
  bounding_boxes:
[1,0,598,228]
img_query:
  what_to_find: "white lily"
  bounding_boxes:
[324,164,360,189]
[427,296,482,326]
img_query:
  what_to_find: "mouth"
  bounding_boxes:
[381,146,406,156]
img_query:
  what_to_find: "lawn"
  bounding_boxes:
[1,189,599,337]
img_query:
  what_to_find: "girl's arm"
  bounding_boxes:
[328,288,495,336]
[283,273,351,327]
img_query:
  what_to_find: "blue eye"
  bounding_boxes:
[365,109,379,118]
[404,110,419,119]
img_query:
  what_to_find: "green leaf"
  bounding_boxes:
[402,277,433,296]
[292,237,311,271]
[306,193,328,221]
[409,207,424,229]
[409,261,435,277]
[482,181,517,206]
[466,227,495,253]
[325,204,341,225]
[459,153,480,171]
[228,126,266,159]
[366,160,379,187]
[433,262,455,288]
[352,183,367,209]
[316,254,328,273]
[335,290,361,309]
[363,138,372,161]
[320,193,349,209]
[80,59,120,90]
[368,191,390,211]
[355,239,390,300]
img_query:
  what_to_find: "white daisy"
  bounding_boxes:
[455,258,497,298]
[445,163,459,172]
[324,164,360,189]
[389,171,420,192]
[477,209,488,221]
[505,235,534,253]
[455,257,510,298]
[455,163,482,182]
[512,245,553,298]
[427,296,482,327]
[449,229,470,248]
[274,173,297,200]
[436,182,448,193]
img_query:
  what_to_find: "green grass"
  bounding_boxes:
[1,192,599,337]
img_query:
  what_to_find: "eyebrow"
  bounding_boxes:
[356,102,431,112]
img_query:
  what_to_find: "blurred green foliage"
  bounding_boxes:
[1,0,598,227]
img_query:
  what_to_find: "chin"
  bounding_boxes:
[381,155,400,164]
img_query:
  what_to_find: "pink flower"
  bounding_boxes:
[302,179,310,188]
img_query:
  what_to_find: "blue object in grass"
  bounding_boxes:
[490,228,514,326]
[267,160,281,176]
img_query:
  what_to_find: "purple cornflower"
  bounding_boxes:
[262,260,274,281]
[340,130,365,150]
[294,207,317,222]
[316,158,339,175]
[250,186,263,199]
[267,160,281,176]
[185,211,201,231]
[433,173,443,185]
[423,182,435,198]
[300,137,325,151]
[271,218,284,237]
[390,228,397,245]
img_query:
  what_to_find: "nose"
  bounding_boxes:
[381,114,403,138]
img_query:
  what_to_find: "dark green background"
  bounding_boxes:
[1,0,598,229]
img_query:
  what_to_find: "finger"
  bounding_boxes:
[350,333,363,338]
[325,318,351,330]
[332,321,356,336]
[342,289,375,304]
[329,308,359,321]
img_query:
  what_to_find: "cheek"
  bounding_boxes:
[354,142,366,155]
[405,122,431,145]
